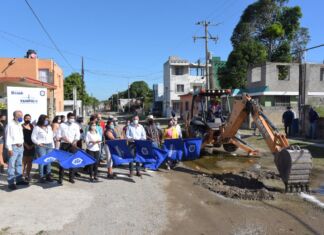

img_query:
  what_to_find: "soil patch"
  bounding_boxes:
[194,170,280,200]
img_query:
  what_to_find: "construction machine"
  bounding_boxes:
[187,89,313,192]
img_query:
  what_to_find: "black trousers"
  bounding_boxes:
[284,123,292,137]
[59,143,77,181]
[128,142,140,172]
[86,149,100,178]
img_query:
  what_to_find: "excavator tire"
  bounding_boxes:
[223,143,238,153]
[274,147,312,193]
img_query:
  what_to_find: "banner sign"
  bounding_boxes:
[7,86,47,122]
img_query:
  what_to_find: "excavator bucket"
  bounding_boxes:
[274,146,312,192]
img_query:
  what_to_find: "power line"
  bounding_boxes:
[24,0,75,71]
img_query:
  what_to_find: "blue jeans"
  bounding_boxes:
[7,145,24,185]
[35,144,53,178]
[309,121,317,139]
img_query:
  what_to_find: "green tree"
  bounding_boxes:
[64,72,99,106]
[222,0,309,88]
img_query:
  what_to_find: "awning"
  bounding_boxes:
[0,77,57,89]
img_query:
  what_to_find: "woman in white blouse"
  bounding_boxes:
[85,121,102,182]
[31,114,54,183]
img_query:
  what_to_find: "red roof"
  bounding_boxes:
[0,77,56,89]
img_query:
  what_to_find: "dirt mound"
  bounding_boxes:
[194,171,279,200]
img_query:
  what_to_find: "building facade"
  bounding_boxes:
[0,51,64,118]
[163,56,205,117]
[244,62,324,135]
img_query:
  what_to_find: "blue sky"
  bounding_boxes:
[0,0,323,100]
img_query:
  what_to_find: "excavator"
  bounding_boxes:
[187,89,313,193]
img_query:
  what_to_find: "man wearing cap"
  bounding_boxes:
[144,115,161,147]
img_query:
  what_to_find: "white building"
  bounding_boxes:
[163,56,205,117]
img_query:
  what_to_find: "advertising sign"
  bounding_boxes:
[7,86,47,122]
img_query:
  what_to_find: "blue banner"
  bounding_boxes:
[183,138,202,160]
[59,150,96,169]
[144,147,168,171]
[163,139,184,161]
[135,140,156,163]
[33,149,72,165]
[107,140,134,166]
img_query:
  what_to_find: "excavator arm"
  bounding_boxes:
[221,94,312,192]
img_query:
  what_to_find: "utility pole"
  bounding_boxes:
[81,57,85,117]
[193,21,218,90]
[128,81,131,112]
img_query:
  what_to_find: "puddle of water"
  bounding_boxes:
[183,153,257,174]
[317,185,324,195]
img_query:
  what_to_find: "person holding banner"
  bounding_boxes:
[6,110,29,190]
[104,120,117,179]
[56,112,81,184]
[144,115,161,147]
[32,115,54,183]
[85,121,101,182]
[164,119,179,139]
[126,115,146,177]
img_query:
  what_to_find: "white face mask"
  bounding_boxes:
[68,118,75,123]
[90,126,96,131]
[133,120,139,125]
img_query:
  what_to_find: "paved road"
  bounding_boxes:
[0,167,169,235]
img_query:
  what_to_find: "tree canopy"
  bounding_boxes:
[221,0,310,88]
[64,72,99,107]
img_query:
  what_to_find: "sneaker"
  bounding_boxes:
[136,171,142,177]
[90,178,94,182]
[69,179,75,184]
[94,177,98,181]
[8,184,17,190]
[75,172,81,177]
[46,175,54,182]
[58,179,63,185]
[39,178,46,184]
[16,180,29,186]
[107,174,116,180]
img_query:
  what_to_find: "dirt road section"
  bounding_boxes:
[164,168,324,235]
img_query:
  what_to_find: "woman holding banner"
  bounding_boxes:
[164,118,180,170]
[85,121,102,182]
[22,114,35,181]
[104,120,116,179]
[32,115,54,183]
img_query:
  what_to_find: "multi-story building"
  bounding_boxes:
[0,50,64,118]
[163,56,205,117]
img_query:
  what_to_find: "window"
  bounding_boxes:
[320,68,324,81]
[39,69,53,83]
[192,85,202,92]
[176,84,184,93]
[174,66,184,75]
[185,101,189,111]
[277,65,290,81]
[274,96,290,107]
[172,101,180,112]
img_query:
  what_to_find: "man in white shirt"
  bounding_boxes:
[56,112,80,184]
[6,110,29,190]
[126,115,146,177]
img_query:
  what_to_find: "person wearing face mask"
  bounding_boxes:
[164,119,179,139]
[0,114,7,169]
[85,121,102,182]
[52,116,61,149]
[104,120,117,179]
[113,117,123,139]
[22,114,35,181]
[56,112,80,184]
[32,114,54,183]
[126,115,146,177]
[6,110,29,190]
[172,117,182,138]
[144,115,161,147]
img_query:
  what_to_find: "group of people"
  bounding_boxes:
[0,110,183,191]
[282,106,319,139]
